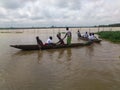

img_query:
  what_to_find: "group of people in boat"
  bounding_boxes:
[36,28,99,47]
[77,30,97,40]
[36,27,72,47]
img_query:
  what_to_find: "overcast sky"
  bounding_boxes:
[0,0,120,27]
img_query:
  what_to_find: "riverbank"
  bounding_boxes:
[97,31,120,43]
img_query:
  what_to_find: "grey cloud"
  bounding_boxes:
[0,0,120,27]
[55,0,82,10]
[0,0,22,9]
[0,0,37,9]
[68,0,82,10]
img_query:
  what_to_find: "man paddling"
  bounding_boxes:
[56,32,65,45]
[36,36,44,48]
[63,27,72,45]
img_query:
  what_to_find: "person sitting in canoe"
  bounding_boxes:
[77,30,81,38]
[91,33,98,40]
[88,33,92,40]
[56,32,65,45]
[84,32,88,38]
[63,27,72,45]
[88,33,97,40]
[36,36,44,48]
[45,36,56,45]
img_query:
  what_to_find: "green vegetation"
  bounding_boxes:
[97,31,120,43]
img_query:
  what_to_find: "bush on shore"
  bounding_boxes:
[97,31,120,43]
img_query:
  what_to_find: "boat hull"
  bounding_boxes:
[10,41,92,50]
[78,37,101,43]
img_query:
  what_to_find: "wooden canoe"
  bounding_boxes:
[78,37,101,43]
[10,41,92,50]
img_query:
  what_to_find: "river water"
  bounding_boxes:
[0,28,120,90]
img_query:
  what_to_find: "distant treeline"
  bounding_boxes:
[0,23,120,29]
[0,26,93,30]
[0,26,81,30]
[98,23,120,27]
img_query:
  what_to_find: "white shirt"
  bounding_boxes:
[67,31,71,37]
[84,33,88,38]
[91,35,95,40]
[88,35,93,40]
[46,38,52,44]
[89,35,95,40]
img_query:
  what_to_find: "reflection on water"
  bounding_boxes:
[37,50,43,64]
[66,48,72,61]
[36,48,72,64]
[0,29,120,90]
[86,44,94,59]
[57,49,65,59]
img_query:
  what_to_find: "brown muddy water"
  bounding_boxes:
[0,28,120,90]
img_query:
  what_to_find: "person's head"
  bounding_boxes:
[36,36,39,40]
[89,33,91,36]
[66,27,69,31]
[49,36,52,40]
